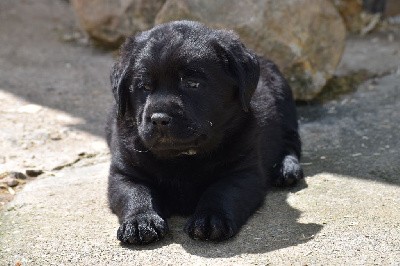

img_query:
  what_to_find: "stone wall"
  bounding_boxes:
[70,0,349,100]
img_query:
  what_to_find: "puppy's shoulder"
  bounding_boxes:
[255,56,293,100]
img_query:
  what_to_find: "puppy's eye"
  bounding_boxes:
[142,84,152,91]
[186,81,200,89]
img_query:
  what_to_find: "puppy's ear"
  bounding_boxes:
[212,34,260,112]
[110,37,135,118]
[111,61,131,117]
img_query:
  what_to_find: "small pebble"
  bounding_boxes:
[0,172,8,179]
[25,169,44,177]
[17,104,42,114]
[10,172,27,180]
[6,178,18,187]
[50,133,62,141]
[7,187,15,195]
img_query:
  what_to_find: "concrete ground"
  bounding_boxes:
[0,0,399,265]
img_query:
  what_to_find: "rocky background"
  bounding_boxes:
[70,0,398,100]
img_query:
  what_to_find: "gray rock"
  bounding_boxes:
[385,0,400,16]
[71,0,166,47]
[6,178,18,187]
[363,0,386,13]
[25,170,44,177]
[9,172,27,180]
[331,0,386,36]
[155,0,346,100]
[329,0,364,32]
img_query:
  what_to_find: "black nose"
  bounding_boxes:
[150,113,171,127]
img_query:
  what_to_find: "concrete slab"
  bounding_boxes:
[0,160,399,265]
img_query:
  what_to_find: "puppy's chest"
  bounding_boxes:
[154,170,213,215]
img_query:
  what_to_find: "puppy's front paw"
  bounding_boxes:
[117,213,168,245]
[275,154,304,187]
[184,212,237,241]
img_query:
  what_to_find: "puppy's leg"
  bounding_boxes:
[274,130,304,187]
[184,172,264,241]
[274,153,304,187]
[108,170,168,245]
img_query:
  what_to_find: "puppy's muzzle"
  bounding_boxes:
[144,111,208,154]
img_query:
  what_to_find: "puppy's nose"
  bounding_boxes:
[150,113,171,127]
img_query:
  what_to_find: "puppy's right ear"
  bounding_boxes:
[111,61,131,118]
[110,37,135,118]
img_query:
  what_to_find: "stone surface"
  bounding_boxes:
[25,170,44,177]
[0,0,110,207]
[385,0,400,16]
[9,172,27,180]
[5,178,18,188]
[71,0,165,47]
[363,0,386,13]
[330,0,364,32]
[334,34,400,76]
[155,0,346,100]
[0,162,399,265]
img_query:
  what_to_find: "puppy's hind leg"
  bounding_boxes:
[274,153,304,187]
[274,130,304,187]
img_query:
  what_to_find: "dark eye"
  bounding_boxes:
[143,84,152,91]
[134,76,152,92]
[186,80,200,89]
[138,81,152,91]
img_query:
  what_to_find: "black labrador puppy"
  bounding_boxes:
[106,20,303,244]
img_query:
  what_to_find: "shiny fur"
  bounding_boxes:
[106,21,303,244]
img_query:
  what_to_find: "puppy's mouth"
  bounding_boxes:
[150,134,208,157]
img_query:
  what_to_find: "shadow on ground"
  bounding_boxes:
[120,181,323,258]
[297,72,400,185]
[0,0,113,136]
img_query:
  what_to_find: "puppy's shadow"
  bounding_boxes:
[121,181,323,257]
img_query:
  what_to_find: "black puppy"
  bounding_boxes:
[106,20,303,244]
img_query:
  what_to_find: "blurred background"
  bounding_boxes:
[70,0,399,100]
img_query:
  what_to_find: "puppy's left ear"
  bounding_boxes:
[213,34,260,112]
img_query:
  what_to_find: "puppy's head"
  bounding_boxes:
[111,21,259,158]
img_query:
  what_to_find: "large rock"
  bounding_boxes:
[71,0,165,47]
[330,0,364,32]
[155,0,346,100]
[385,0,400,16]
[330,0,385,34]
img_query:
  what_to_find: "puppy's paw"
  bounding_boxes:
[275,154,304,187]
[184,212,237,241]
[117,213,168,245]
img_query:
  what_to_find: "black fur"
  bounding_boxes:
[106,21,303,244]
